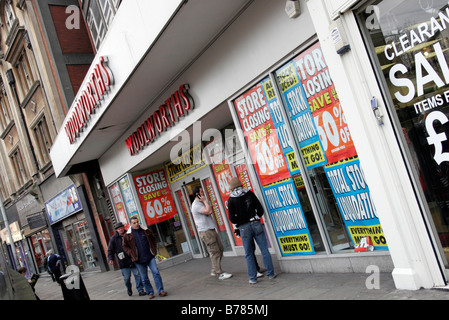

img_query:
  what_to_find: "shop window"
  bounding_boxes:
[231,42,387,256]
[358,0,449,266]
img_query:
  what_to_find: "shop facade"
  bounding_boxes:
[50,0,448,290]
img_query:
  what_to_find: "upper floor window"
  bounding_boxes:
[32,115,52,166]
[4,1,16,31]
[0,175,7,202]
[85,0,121,49]
[10,146,28,187]
[15,49,36,98]
[0,83,12,132]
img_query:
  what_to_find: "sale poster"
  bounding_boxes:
[293,43,357,164]
[109,183,130,229]
[133,168,176,226]
[233,83,291,186]
[262,178,314,256]
[324,157,388,250]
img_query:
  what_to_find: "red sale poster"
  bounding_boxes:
[133,168,176,226]
[233,83,290,186]
[294,43,356,164]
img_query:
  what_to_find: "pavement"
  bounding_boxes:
[34,255,449,298]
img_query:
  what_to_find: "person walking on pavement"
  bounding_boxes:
[46,250,62,285]
[191,185,232,280]
[227,177,276,284]
[122,217,167,299]
[108,222,145,297]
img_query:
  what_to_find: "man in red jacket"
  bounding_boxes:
[123,217,167,299]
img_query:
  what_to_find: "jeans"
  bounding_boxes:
[135,258,164,295]
[239,221,274,282]
[120,267,144,293]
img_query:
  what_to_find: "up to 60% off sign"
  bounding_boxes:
[146,195,174,220]
[254,135,285,175]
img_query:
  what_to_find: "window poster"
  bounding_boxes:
[109,183,130,229]
[233,78,313,256]
[324,157,388,250]
[133,168,176,226]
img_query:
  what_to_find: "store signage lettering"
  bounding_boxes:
[385,7,449,166]
[386,7,449,104]
[65,56,114,144]
[125,84,194,156]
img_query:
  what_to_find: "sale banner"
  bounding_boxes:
[262,178,314,256]
[324,157,388,250]
[109,183,130,229]
[293,42,357,164]
[233,83,291,186]
[133,168,176,226]
[275,62,327,169]
[261,77,301,176]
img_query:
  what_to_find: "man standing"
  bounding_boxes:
[228,177,276,284]
[122,217,167,299]
[108,222,145,296]
[191,185,232,280]
[46,250,62,284]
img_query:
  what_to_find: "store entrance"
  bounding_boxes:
[62,219,98,271]
[173,174,234,259]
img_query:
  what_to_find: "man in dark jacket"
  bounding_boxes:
[46,250,62,284]
[123,217,167,299]
[108,222,145,296]
[228,177,276,284]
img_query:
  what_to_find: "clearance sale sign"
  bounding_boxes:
[133,169,176,226]
[233,83,290,186]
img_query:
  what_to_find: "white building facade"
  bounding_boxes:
[50,0,449,290]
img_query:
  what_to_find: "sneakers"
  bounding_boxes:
[257,272,264,278]
[249,279,257,284]
[218,272,233,280]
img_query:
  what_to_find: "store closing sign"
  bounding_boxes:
[133,169,176,226]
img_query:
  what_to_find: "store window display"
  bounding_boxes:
[358,0,449,266]
[231,42,388,256]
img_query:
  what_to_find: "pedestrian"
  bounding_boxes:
[17,267,40,300]
[122,217,167,299]
[191,185,232,280]
[46,250,62,285]
[108,222,145,296]
[227,177,276,284]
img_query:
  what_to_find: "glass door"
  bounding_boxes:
[64,225,84,271]
[174,188,201,256]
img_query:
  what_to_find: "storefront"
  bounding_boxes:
[50,0,449,290]
[45,184,103,271]
[305,0,449,289]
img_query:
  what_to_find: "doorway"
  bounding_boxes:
[174,176,234,258]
